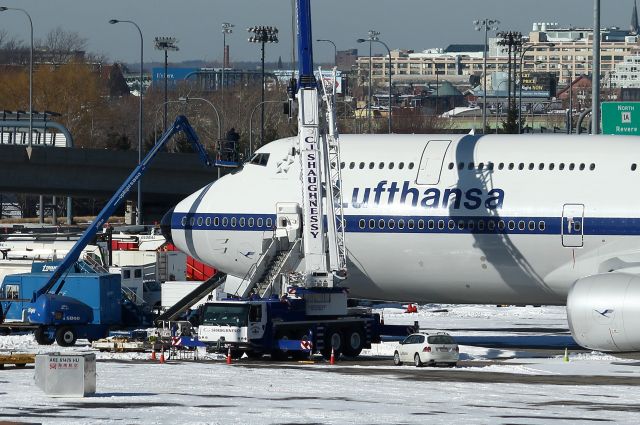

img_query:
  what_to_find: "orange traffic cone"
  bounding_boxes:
[226,347,232,365]
[159,347,165,364]
[330,347,336,365]
[151,348,157,361]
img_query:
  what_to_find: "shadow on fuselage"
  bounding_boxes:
[451,134,552,297]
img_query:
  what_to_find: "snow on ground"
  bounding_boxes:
[1,304,640,424]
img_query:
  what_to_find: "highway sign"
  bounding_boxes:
[602,102,640,135]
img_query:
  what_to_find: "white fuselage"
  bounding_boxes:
[170,133,640,305]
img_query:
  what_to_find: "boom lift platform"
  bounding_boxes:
[0,115,214,345]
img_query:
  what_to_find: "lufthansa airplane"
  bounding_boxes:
[163,132,640,352]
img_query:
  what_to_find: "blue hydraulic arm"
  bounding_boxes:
[32,115,213,302]
[296,0,316,88]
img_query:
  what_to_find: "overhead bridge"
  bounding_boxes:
[0,144,219,205]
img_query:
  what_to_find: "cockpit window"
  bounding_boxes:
[249,153,270,166]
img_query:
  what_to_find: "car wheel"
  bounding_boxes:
[393,351,402,366]
[55,327,77,347]
[448,362,457,368]
[414,353,423,367]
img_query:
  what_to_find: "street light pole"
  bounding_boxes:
[372,39,392,133]
[357,30,380,134]
[558,63,574,134]
[592,0,601,134]
[474,18,500,134]
[518,44,535,134]
[248,26,279,147]
[109,19,144,225]
[221,22,234,129]
[317,38,337,67]
[154,37,179,132]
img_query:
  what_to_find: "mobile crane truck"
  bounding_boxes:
[0,116,214,346]
[175,0,413,360]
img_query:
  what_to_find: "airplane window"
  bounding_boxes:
[538,163,544,170]
[549,163,555,170]
[407,219,415,229]
[508,221,515,230]
[399,162,405,169]
[388,219,395,229]
[181,217,187,226]
[438,220,445,230]
[458,220,465,230]
[377,162,384,169]
[529,221,535,231]
[428,219,435,230]
[369,162,375,169]
[369,219,375,229]
[539,221,546,231]
[569,163,575,170]
[575,221,582,231]
[266,218,273,228]
[559,163,565,170]
[478,163,484,171]
[378,219,386,229]
[477,220,485,231]
[205,217,211,226]
[408,162,415,169]
[498,163,504,170]
[498,220,505,231]
[579,163,585,170]
[518,221,525,231]
[197,217,203,226]
[359,162,365,169]
[190,217,196,226]
[398,219,405,229]
[389,162,395,169]
[448,162,454,170]
[359,219,365,229]
[350,162,355,169]
[249,153,270,166]
[458,162,464,170]
[518,163,524,170]
[631,164,637,171]
[468,162,475,170]
[418,219,425,230]
[341,162,345,169]
[248,218,254,227]
[590,163,595,170]
[448,220,455,230]
[239,218,246,227]
[488,220,496,231]
[508,163,514,170]
[257,218,263,227]
[231,217,237,227]
[222,217,229,227]
[528,163,534,170]
[487,162,494,171]
[331,162,337,169]
[214,217,220,226]
[468,220,475,231]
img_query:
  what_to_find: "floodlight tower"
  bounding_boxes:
[248,25,279,146]
[154,36,179,131]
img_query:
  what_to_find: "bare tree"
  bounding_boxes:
[37,26,88,64]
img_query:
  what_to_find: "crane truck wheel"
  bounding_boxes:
[322,328,343,359]
[343,328,365,357]
[34,327,54,345]
[55,327,77,347]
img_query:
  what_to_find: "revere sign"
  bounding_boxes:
[602,102,640,135]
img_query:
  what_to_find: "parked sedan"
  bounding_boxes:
[393,332,459,367]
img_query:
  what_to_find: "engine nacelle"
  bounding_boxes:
[567,273,640,352]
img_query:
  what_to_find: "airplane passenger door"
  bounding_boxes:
[562,204,584,248]
[416,140,451,185]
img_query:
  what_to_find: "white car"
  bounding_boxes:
[393,332,459,367]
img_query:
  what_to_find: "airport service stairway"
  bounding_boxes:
[155,272,227,323]
[240,238,301,298]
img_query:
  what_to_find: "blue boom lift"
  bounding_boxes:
[0,115,213,346]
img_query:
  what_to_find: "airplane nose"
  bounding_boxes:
[160,207,174,246]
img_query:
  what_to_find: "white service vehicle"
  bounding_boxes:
[393,332,459,367]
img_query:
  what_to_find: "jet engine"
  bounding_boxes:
[567,273,640,352]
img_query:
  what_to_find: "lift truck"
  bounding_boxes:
[0,116,214,346]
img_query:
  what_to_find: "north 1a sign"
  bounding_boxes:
[602,102,640,135]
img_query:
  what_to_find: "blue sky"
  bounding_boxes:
[0,1,634,64]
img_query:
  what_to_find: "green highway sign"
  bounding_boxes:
[602,102,640,135]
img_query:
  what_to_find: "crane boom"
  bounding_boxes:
[32,115,213,301]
